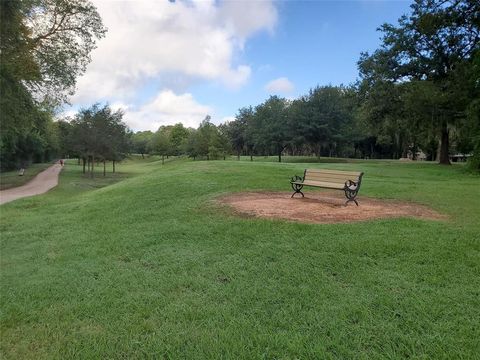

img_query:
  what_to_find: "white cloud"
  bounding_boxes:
[221,116,236,124]
[55,109,77,121]
[264,77,295,94]
[123,90,212,131]
[110,101,131,113]
[72,0,277,104]
[219,1,277,46]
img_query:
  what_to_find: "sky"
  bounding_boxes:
[63,0,413,132]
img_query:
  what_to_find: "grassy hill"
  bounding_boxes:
[1,158,479,359]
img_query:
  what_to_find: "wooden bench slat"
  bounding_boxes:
[292,180,347,189]
[306,169,362,177]
[304,172,360,182]
[305,174,358,182]
[306,168,362,173]
[301,180,345,189]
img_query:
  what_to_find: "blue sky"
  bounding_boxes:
[66,0,412,131]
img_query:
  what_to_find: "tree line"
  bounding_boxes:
[1,0,479,172]
[58,104,131,176]
[128,0,480,170]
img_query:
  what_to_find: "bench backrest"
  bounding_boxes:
[304,169,363,185]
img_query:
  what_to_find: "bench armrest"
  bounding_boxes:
[345,179,358,190]
[291,175,304,183]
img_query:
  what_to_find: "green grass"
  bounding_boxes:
[0,163,53,190]
[1,158,479,359]
[227,155,433,164]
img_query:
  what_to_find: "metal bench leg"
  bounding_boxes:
[291,189,304,198]
[291,183,304,198]
[345,198,359,206]
[344,188,359,206]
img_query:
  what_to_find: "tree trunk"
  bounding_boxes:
[82,157,86,174]
[237,151,240,161]
[103,160,106,177]
[90,156,94,178]
[113,160,116,173]
[78,158,80,165]
[141,153,144,159]
[438,123,450,165]
[278,152,282,163]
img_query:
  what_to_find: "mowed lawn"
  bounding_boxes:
[1,158,479,359]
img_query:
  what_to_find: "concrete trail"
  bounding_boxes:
[0,163,63,205]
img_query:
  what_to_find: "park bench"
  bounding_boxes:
[290,169,364,206]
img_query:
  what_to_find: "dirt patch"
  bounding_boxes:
[217,191,446,224]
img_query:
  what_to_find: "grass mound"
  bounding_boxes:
[1,159,479,358]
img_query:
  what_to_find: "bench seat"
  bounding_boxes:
[291,180,345,190]
[290,168,364,206]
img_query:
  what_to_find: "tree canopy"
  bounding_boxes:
[0,0,106,171]
[358,0,480,164]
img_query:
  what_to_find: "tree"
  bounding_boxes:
[357,79,413,159]
[24,0,106,105]
[358,0,480,164]
[69,104,130,176]
[169,123,189,155]
[225,107,250,160]
[0,0,106,171]
[463,50,480,171]
[1,1,45,170]
[105,113,131,174]
[252,96,290,162]
[212,124,231,160]
[150,127,172,164]
[131,131,153,158]
[295,86,355,157]
[56,119,73,158]
[185,128,200,160]
[0,1,40,83]
[196,115,216,160]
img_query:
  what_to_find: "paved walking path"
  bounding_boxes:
[0,163,63,205]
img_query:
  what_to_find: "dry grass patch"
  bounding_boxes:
[218,191,446,224]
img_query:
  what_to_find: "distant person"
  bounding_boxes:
[59,159,64,166]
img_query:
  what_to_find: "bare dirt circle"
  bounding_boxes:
[217,191,446,224]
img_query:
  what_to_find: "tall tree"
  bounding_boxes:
[252,96,290,162]
[0,0,106,170]
[224,107,251,160]
[150,127,172,164]
[213,124,231,160]
[25,0,106,105]
[169,123,189,155]
[358,0,480,164]
[196,115,216,160]
[185,128,200,160]
[131,131,153,158]
[69,104,130,176]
